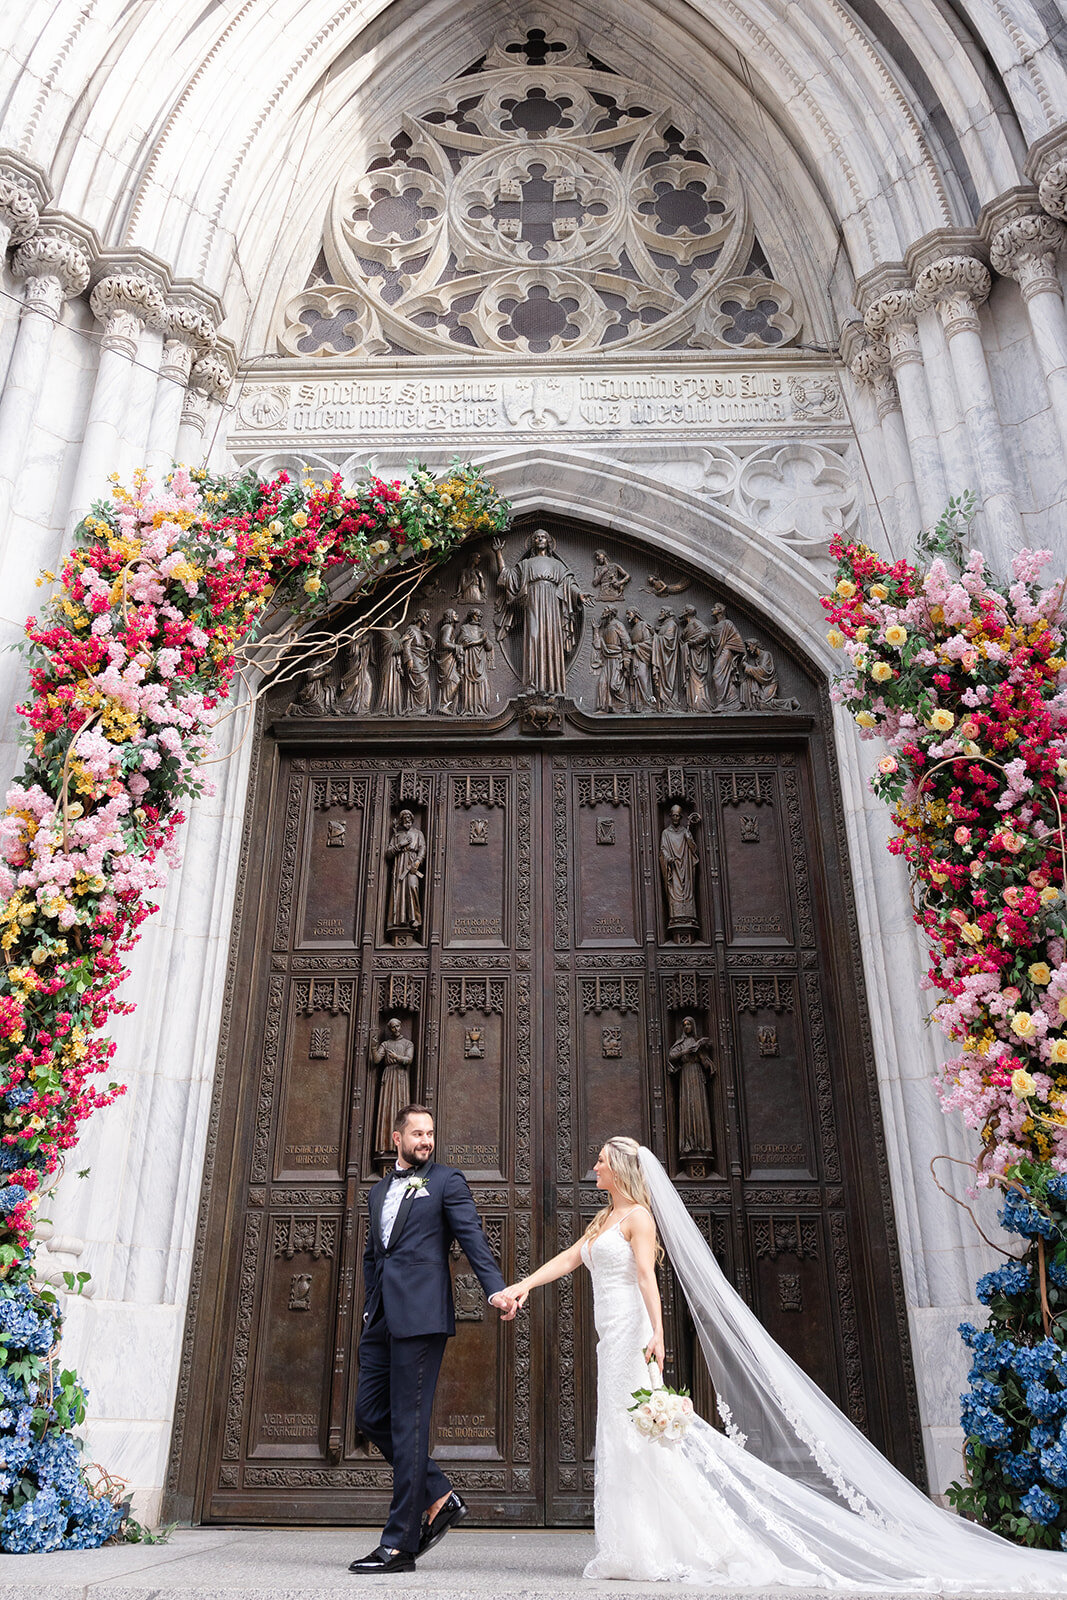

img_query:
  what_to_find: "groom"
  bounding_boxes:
[349,1104,515,1574]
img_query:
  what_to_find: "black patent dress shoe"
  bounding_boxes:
[348,1544,416,1573]
[418,1491,469,1555]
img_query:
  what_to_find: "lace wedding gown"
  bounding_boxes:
[582,1210,1067,1590]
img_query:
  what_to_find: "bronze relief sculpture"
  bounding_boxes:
[385,809,426,943]
[659,803,701,941]
[667,1015,717,1161]
[371,1017,415,1159]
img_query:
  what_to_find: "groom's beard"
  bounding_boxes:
[396,1131,434,1167]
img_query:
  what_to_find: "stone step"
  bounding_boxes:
[0,1527,1048,1599]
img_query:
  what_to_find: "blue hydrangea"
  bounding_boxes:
[1027,1382,1067,1422]
[969,1376,1003,1407]
[1012,1340,1058,1384]
[0,1484,67,1554]
[1,1087,33,1111]
[961,1395,1013,1448]
[1020,1484,1061,1526]
[1000,1188,1058,1241]
[1048,1260,1067,1289]
[1045,1174,1067,1206]
[0,1187,28,1217]
[1000,1450,1040,1487]
[976,1261,1032,1304]
[1041,1442,1067,1489]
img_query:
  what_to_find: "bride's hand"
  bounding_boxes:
[644,1333,665,1369]
[503,1283,530,1310]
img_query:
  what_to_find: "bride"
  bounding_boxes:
[504,1136,1067,1590]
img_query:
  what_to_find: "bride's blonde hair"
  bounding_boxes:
[584,1136,663,1261]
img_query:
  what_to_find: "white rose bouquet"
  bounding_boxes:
[628,1359,695,1444]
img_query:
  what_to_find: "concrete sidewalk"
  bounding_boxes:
[0,1527,1034,1600]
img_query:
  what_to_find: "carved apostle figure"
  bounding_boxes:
[401,610,434,713]
[458,550,487,602]
[492,529,585,696]
[679,606,713,713]
[372,1016,415,1159]
[591,606,632,713]
[708,602,744,710]
[457,607,494,716]
[287,652,334,716]
[591,549,631,602]
[436,609,461,715]
[659,803,701,939]
[338,631,373,714]
[739,637,801,711]
[651,607,681,709]
[377,626,405,715]
[667,1015,716,1159]
[626,609,657,710]
[385,808,425,941]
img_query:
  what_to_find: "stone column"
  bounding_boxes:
[67,269,167,531]
[989,212,1067,464]
[175,349,231,464]
[145,302,218,475]
[863,290,946,526]
[912,255,1021,554]
[0,225,92,549]
[847,335,921,548]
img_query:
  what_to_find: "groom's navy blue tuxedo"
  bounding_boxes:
[355,1159,506,1554]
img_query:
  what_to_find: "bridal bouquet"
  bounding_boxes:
[628,1366,695,1443]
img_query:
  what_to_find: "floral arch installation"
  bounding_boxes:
[280,22,802,359]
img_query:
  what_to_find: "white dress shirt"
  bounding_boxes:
[380,1167,411,1248]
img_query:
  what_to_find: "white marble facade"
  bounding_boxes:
[1,0,1067,1523]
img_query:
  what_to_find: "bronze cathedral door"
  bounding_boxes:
[172,520,924,1527]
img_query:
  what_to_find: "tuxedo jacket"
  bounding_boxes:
[362,1160,506,1338]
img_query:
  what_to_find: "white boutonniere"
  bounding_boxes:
[406,1174,430,1197]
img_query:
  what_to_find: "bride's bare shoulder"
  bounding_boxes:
[621,1204,656,1240]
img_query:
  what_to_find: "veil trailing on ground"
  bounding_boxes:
[637,1145,1067,1591]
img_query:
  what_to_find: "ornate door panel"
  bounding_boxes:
[175,516,923,1527]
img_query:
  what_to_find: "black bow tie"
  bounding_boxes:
[390,1165,416,1181]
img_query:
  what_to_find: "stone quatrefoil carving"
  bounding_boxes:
[280,24,800,357]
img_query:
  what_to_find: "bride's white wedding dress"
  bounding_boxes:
[580,1156,1067,1592]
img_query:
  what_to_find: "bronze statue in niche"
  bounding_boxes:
[385,809,426,943]
[667,1016,716,1162]
[659,804,701,940]
[372,1016,415,1159]
[338,632,373,713]
[492,528,585,696]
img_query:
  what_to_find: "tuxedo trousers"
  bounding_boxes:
[355,1308,451,1553]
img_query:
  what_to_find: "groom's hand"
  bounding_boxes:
[489,1290,518,1321]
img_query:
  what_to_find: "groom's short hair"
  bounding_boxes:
[393,1103,432,1132]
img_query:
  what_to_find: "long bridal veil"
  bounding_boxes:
[637,1145,1067,1592]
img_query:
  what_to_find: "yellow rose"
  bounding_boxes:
[827,629,845,649]
[1011,1068,1038,1099]
[855,711,877,728]
[303,576,322,595]
[835,579,856,599]
[930,871,949,885]
[1029,963,1053,986]
[30,947,48,966]
[418,537,432,550]
[928,708,955,732]
[869,583,889,601]
[870,661,893,682]
[1059,996,1067,1019]
[1050,1040,1067,1065]
[885,625,908,648]
[291,511,308,529]
[370,540,389,557]
[855,626,870,642]
[268,521,283,537]
[960,922,983,944]
[963,741,981,757]
[1042,887,1061,906]
[1010,1011,1037,1039]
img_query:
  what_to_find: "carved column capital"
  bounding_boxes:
[1039,160,1067,223]
[12,226,92,320]
[990,212,1066,301]
[849,338,899,420]
[912,256,991,339]
[160,302,218,384]
[189,348,233,401]
[89,272,168,355]
[863,291,922,369]
[0,176,39,250]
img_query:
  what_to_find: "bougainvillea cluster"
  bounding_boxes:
[949,1164,1067,1547]
[821,503,1067,1180]
[0,459,509,1548]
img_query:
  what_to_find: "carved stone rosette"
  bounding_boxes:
[989,213,1066,302]
[912,255,991,339]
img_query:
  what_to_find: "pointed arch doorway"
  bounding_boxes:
[169,513,924,1527]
